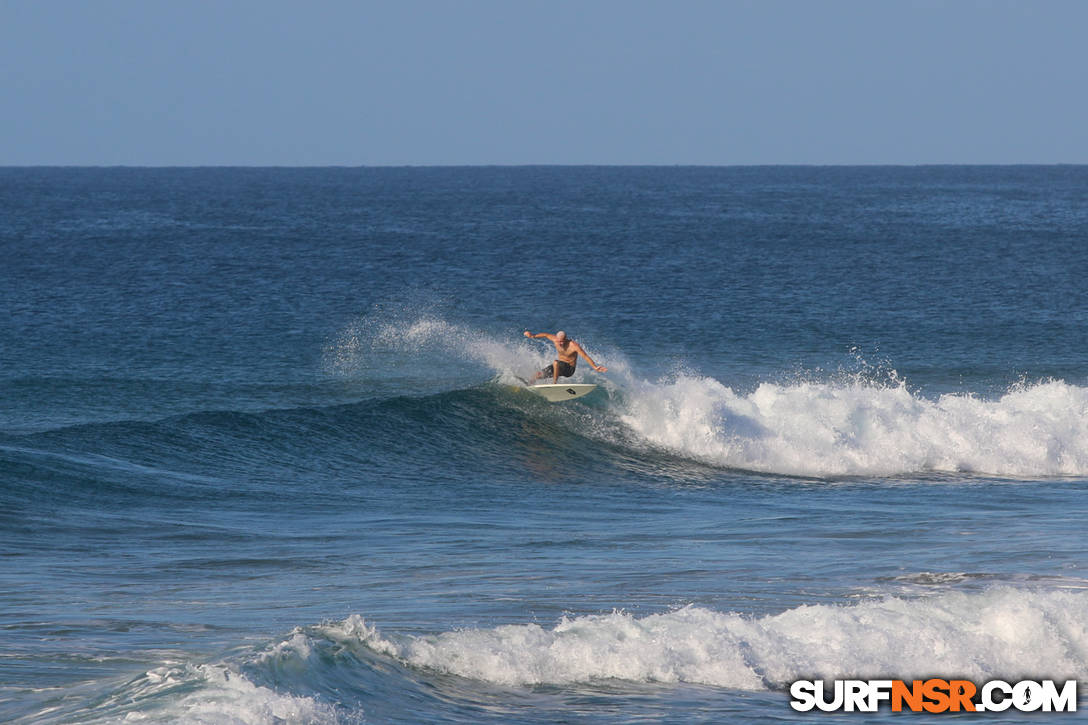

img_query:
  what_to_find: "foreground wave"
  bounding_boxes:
[347,586,1088,689]
[45,585,1088,723]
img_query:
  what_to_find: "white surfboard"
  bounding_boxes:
[526,383,597,402]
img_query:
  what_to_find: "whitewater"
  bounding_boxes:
[618,375,1088,478]
[65,586,1088,723]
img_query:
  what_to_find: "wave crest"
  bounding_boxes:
[617,376,1088,478]
[335,587,1088,689]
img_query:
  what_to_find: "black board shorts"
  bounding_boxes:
[542,360,576,379]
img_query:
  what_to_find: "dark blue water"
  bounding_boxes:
[2,167,1087,723]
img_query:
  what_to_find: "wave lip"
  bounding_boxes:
[19,661,340,725]
[617,376,1088,478]
[338,586,1088,690]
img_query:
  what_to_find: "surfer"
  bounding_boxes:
[523,330,607,384]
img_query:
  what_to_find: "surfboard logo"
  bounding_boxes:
[566,388,577,396]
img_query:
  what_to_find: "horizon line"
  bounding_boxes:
[3,162,1087,170]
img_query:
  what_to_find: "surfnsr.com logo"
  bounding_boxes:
[790,679,1078,713]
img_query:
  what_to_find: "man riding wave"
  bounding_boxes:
[523,330,607,384]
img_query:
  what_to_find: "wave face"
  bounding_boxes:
[8,370,1086,487]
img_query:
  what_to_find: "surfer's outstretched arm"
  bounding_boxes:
[573,343,607,373]
[524,330,556,342]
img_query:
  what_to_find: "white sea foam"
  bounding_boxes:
[334,587,1088,689]
[615,374,1088,478]
[106,662,337,725]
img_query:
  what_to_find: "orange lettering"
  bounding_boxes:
[948,680,977,712]
[922,679,951,713]
[892,680,924,712]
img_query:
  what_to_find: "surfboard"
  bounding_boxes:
[525,383,597,402]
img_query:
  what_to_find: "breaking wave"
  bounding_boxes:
[325,313,1088,479]
[319,586,1088,689]
[616,374,1088,478]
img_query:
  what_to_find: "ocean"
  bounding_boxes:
[1,166,1086,723]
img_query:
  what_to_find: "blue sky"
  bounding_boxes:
[2,0,1085,165]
